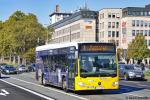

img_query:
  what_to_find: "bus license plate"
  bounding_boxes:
[96,86,104,89]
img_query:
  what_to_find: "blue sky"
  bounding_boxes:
[0,0,149,26]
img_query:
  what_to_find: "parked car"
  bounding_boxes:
[144,66,150,71]
[119,64,145,80]
[18,64,28,72]
[132,64,142,71]
[28,63,36,72]
[2,65,17,74]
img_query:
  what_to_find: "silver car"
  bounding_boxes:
[119,64,144,80]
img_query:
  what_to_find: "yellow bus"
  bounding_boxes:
[35,42,119,91]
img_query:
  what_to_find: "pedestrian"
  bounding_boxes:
[140,63,145,71]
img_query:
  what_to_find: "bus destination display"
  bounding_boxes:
[79,44,115,52]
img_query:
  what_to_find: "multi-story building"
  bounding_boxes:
[121,4,150,49]
[50,5,72,24]
[48,9,98,43]
[98,8,122,47]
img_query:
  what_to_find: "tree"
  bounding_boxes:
[127,34,150,64]
[0,10,48,64]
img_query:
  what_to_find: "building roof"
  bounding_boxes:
[49,12,72,17]
[48,10,98,29]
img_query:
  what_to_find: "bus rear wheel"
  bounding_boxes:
[62,78,68,92]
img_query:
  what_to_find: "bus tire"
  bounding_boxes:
[62,78,68,92]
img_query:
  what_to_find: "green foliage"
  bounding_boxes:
[0,10,49,62]
[127,34,150,60]
[144,70,150,76]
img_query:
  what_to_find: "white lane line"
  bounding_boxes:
[10,77,89,100]
[0,79,54,100]
[125,93,147,97]
[137,84,150,88]
[121,81,140,84]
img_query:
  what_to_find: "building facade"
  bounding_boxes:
[121,4,150,49]
[98,8,122,47]
[48,4,150,50]
[48,10,98,43]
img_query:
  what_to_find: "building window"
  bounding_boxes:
[108,31,111,37]
[112,31,115,37]
[140,12,144,16]
[145,40,147,45]
[108,13,111,18]
[149,12,150,16]
[149,23,150,27]
[140,30,143,36]
[116,31,119,37]
[149,40,150,46]
[132,30,135,36]
[116,40,119,46]
[145,22,148,27]
[132,20,135,26]
[145,30,147,36]
[116,13,120,18]
[112,22,115,28]
[112,13,115,18]
[136,20,139,27]
[141,21,144,27]
[102,22,104,29]
[144,12,148,16]
[116,22,119,28]
[108,22,111,28]
[149,30,150,36]
[136,30,139,34]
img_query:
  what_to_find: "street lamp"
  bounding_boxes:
[44,24,50,44]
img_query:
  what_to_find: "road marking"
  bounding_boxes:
[0,89,9,96]
[137,84,150,88]
[121,81,140,84]
[125,93,147,97]
[0,79,54,100]
[9,77,89,100]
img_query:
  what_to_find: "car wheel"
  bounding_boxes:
[62,78,68,92]
[124,74,128,81]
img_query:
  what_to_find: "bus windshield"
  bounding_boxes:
[80,53,117,77]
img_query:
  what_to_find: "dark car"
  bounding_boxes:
[119,64,145,80]
[2,65,17,74]
[28,63,36,72]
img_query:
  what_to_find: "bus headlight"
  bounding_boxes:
[78,82,86,87]
[112,81,119,86]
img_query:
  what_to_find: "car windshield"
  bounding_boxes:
[124,65,134,70]
[80,53,117,77]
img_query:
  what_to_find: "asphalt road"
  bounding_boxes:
[0,79,52,100]
[0,72,150,100]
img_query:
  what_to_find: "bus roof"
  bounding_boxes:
[36,42,114,52]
